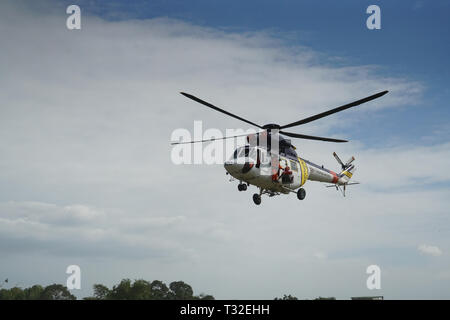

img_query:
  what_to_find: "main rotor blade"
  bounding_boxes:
[180,92,263,129]
[333,152,345,168]
[280,90,388,129]
[280,130,348,143]
[171,132,263,145]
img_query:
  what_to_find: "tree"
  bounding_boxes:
[150,280,170,300]
[0,287,25,300]
[82,279,215,300]
[169,281,194,300]
[24,285,44,300]
[92,284,110,300]
[40,284,76,300]
[108,279,133,300]
[129,279,152,300]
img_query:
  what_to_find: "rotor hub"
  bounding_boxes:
[262,123,281,130]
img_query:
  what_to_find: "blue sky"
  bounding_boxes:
[64,0,450,147]
[71,0,449,80]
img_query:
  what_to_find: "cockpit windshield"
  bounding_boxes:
[232,146,270,166]
[232,147,243,159]
[233,146,255,159]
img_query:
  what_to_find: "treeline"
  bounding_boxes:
[0,279,214,300]
[85,279,214,300]
[0,284,76,300]
[0,279,336,300]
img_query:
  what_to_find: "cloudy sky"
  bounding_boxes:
[0,0,449,299]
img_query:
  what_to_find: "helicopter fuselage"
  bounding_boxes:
[224,145,352,194]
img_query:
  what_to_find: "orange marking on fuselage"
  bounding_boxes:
[331,171,339,184]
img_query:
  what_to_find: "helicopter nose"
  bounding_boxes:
[224,161,244,174]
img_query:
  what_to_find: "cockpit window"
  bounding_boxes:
[248,148,256,159]
[233,147,246,159]
[232,146,266,162]
[244,146,249,158]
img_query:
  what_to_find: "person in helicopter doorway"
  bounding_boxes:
[280,159,293,184]
[271,159,293,184]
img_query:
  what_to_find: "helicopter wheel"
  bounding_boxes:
[297,188,306,200]
[238,183,247,191]
[253,193,261,205]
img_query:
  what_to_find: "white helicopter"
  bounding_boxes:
[174,90,388,205]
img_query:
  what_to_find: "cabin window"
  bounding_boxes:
[257,149,271,167]
[290,160,298,171]
[259,149,270,164]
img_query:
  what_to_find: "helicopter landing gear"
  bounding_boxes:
[252,193,261,205]
[238,183,247,191]
[297,188,306,200]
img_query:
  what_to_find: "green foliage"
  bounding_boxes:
[0,287,25,300]
[92,284,110,300]
[109,278,132,300]
[24,285,44,300]
[40,284,76,300]
[0,279,212,300]
[169,281,194,300]
[149,280,170,300]
[130,279,153,299]
[84,279,213,300]
[0,279,340,300]
[0,284,75,300]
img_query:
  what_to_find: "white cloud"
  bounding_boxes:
[418,245,443,257]
[313,251,327,260]
[0,201,190,259]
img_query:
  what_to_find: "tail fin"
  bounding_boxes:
[333,152,356,183]
[330,153,358,196]
[339,164,356,184]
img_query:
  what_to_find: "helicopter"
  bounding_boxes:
[173,90,388,205]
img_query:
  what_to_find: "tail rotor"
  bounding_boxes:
[333,152,355,170]
[344,155,355,168]
[328,152,359,196]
